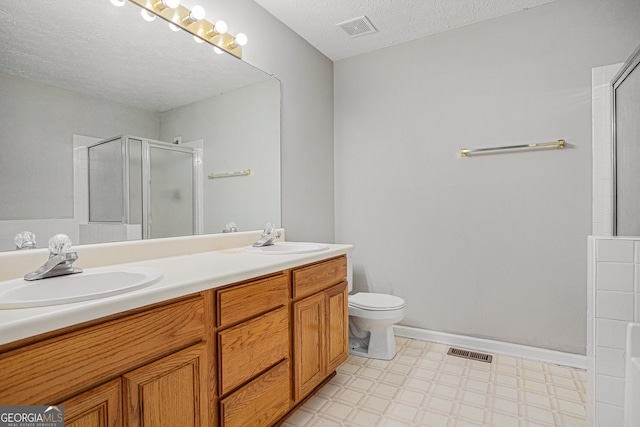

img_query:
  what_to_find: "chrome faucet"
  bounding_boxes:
[222,221,238,233]
[14,231,36,250]
[252,223,281,247]
[24,234,83,281]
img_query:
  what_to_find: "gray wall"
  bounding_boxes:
[208,0,336,243]
[334,0,640,354]
[0,73,159,220]
[159,79,281,234]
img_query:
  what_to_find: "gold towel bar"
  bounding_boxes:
[460,140,565,157]
[208,169,251,179]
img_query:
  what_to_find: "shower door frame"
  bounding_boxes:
[142,140,203,240]
[612,42,640,236]
[87,135,203,239]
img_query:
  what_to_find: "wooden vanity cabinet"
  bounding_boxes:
[0,294,214,427]
[291,256,349,402]
[0,254,351,427]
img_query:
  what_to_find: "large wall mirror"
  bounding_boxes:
[0,0,281,251]
[613,42,640,236]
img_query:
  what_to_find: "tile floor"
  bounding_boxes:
[283,337,587,427]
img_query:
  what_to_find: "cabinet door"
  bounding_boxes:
[326,282,349,372]
[123,344,208,427]
[60,379,122,427]
[293,292,326,401]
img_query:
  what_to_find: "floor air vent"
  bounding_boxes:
[447,347,493,363]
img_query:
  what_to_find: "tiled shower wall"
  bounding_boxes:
[588,237,640,426]
[588,63,629,426]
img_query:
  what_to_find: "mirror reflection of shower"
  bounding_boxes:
[86,135,203,242]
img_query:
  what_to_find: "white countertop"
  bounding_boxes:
[0,242,353,346]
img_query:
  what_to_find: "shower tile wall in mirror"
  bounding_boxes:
[0,0,281,251]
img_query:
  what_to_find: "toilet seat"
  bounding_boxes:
[349,292,405,311]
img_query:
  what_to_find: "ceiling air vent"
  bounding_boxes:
[337,16,377,38]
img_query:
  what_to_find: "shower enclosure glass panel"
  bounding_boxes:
[614,44,640,236]
[88,135,201,239]
[147,144,194,239]
[88,138,124,222]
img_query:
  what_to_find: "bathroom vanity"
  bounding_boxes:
[0,233,352,427]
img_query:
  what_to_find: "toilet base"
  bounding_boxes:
[348,326,398,360]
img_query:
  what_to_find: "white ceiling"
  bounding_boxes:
[254,0,557,61]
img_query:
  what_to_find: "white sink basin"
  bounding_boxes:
[244,242,330,255]
[0,266,163,309]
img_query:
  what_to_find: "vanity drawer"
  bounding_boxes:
[217,273,289,328]
[218,306,289,396]
[292,256,347,299]
[219,359,290,427]
[0,296,205,405]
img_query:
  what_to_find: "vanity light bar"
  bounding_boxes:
[127,0,244,59]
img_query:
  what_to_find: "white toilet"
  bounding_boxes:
[348,292,406,360]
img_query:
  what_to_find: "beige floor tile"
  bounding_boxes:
[396,388,426,406]
[491,396,519,415]
[425,395,455,414]
[372,382,400,398]
[413,367,437,381]
[405,377,432,392]
[418,411,450,427]
[400,347,423,359]
[285,337,586,427]
[362,395,391,413]
[461,390,487,407]
[489,411,520,427]
[387,401,419,421]
[350,409,383,426]
[361,367,385,380]
[308,416,342,427]
[337,388,365,405]
[323,401,354,420]
[457,402,486,421]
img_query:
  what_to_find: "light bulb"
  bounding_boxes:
[163,0,180,8]
[190,5,206,21]
[213,20,227,35]
[214,47,223,55]
[141,9,156,21]
[233,33,248,47]
[181,5,205,25]
[153,0,179,9]
[193,35,204,44]
[168,22,181,32]
[206,20,227,38]
[110,0,125,6]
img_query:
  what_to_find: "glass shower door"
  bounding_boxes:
[145,143,195,239]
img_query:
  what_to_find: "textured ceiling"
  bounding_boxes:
[254,0,557,61]
[0,0,271,113]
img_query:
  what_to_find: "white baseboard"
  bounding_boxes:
[394,325,587,370]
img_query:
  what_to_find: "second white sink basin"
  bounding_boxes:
[0,266,163,309]
[244,242,330,255]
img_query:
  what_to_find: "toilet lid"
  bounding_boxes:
[349,292,405,311]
